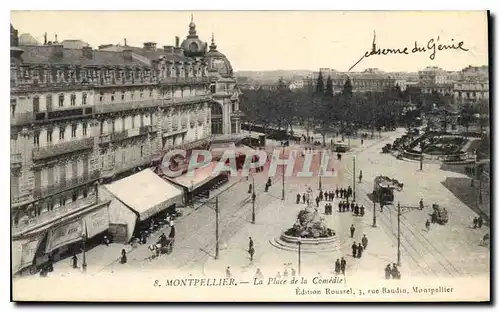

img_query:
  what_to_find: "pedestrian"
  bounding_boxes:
[283,268,289,279]
[354,204,359,216]
[362,234,368,250]
[72,254,78,269]
[338,201,342,213]
[103,235,110,246]
[359,170,363,183]
[419,198,424,210]
[425,219,431,231]
[391,263,399,279]
[264,183,269,192]
[385,264,392,279]
[254,268,264,280]
[361,138,364,145]
[324,204,328,215]
[330,191,334,201]
[335,188,339,198]
[342,202,347,213]
[291,268,296,277]
[350,224,355,238]
[357,243,363,258]
[478,217,483,228]
[296,193,301,204]
[226,266,232,278]
[120,249,127,264]
[319,191,324,201]
[473,217,478,229]
[351,242,357,258]
[360,205,365,216]
[276,272,282,280]
[267,177,272,187]
[302,193,306,204]
[380,202,384,212]
[335,259,341,274]
[249,246,255,261]
[316,197,320,207]
[340,257,346,275]
[351,202,355,212]
[248,183,252,194]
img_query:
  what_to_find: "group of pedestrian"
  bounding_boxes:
[337,201,365,216]
[324,202,333,215]
[385,263,401,279]
[351,242,364,258]
[473,216,484,229]
[336,187,353,199]
[334,257,347,275]
[297,193,311,205]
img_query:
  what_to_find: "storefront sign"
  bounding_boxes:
[45,219,83,253]
[83,207,109,238]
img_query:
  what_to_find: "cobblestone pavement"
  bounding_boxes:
[14,129,490,284]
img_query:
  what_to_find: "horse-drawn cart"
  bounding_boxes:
[431,203,449,225]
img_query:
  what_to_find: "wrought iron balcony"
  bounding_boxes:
[159,76,211,85]
[33,170,100,200]
[95,99,163,114]
[172,95,210,105]
[32,137,94,160]
[11,153,22,168]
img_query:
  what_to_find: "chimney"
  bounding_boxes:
[175,36,180,48]
[143,42,157,51]
[122,49,133,61]
[163,45,174,54]
[51,44,64,58]
[124,38,127,46]
[82,46,93,59]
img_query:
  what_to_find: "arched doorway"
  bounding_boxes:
[210,102,223,135]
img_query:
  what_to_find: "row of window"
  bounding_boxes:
[33,123,88,147]
[32,93,88,113]
[99,89,153,102]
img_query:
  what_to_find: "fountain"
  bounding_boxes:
[270,188,339,253]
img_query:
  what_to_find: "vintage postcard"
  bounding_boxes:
[10,11,490,302]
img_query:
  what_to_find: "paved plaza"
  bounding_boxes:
[13,129,490,286]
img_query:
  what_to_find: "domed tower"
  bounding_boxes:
[205,33,241,136]
[205,33,234,78]
[180,14,207,57]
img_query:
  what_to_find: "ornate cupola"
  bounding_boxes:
[181,14,207,57]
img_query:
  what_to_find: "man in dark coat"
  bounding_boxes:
[391,263,399,279]
[335,188,339,198]
[319,191,323,201]
[351,242,357,258]
[72,254,78,269]
[249,237,254,250]
[338,201,342,212]
[478,217,484,228]
[354,204,359,216]
[296,193,301,204]
[385,264,392,279]
[350,224,356,238]
[357,243,363,258]
[362,234,368,250]
[351,202,355,212]
[335,259,341,274]
[316,197,320,207]
[302,193,306,204]
[360,205,365,216]
[473,217,478,229]
[340,257,346,275]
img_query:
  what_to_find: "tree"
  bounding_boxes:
[458,103,476,137]
[316,71,325,94]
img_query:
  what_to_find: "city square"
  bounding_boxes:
[10,11,490,302]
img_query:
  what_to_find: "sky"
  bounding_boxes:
[10,11,489,72]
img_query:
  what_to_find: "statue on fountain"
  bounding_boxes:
[284,205,335,238]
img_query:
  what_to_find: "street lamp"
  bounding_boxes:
[282,141,285,201]
[352,155,356,201]
[297,236,302,276]
[372,201,377,227]
[397,201,401,266]
[251,174,256,224]
[81,219,88,272]
[318,150,323,191]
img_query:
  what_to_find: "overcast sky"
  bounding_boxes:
[11,11,488,72]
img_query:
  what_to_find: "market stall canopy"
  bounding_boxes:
[167,161,223,192]
[104,168,183,221]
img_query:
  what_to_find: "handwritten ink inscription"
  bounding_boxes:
[349,31,469,71]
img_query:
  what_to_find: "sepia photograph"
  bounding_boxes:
[9,10,491,302]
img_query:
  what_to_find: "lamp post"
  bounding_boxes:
[82,219,88,273]
[352,155,356,201]
[215,196,220,260]
[397,201,401,266]
[297,236,302,276]
[318,150,323,191]
[282,141,285,201]
[251,174,256,224]
[372,201,377,227]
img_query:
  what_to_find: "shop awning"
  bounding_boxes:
[168,162,222,192]
[104,168,183,222]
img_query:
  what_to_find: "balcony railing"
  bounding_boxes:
[95,99,163,114]
[33,170,100,200]
[13,194,98,235]
[11,153,22,167]
[159,76,211,85]
[32,137,94,160]
[172,95,210,105]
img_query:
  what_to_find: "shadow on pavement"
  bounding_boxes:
[441,177,490,225]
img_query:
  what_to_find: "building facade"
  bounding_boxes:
[453,65,489,105]
[315,68,402,93]
[10,19,241,273]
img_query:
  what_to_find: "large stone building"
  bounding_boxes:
[453,65,489,105]
[315,68,403,93]
[10,19,241,273]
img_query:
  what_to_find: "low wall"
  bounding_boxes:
[403,150,474,163]
[280,233,336,245]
